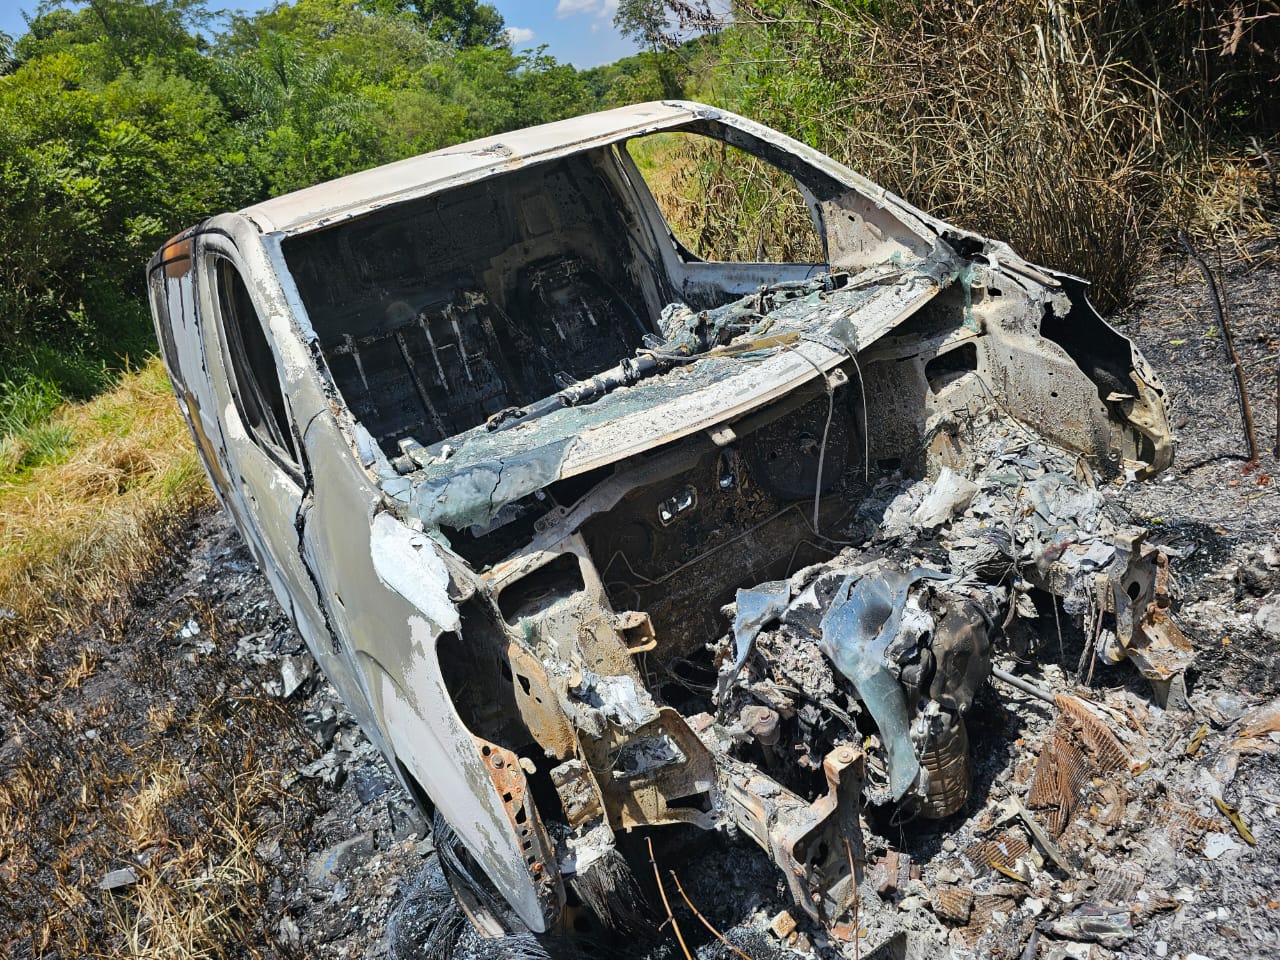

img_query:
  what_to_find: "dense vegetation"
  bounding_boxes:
[628,1,1278,312]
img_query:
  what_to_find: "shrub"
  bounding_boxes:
[668,0,1279,311]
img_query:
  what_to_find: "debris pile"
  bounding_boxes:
[700,409,1278,958]
[847,661,1280,960]
[210,405,1279,960]
[711,411,1188,819]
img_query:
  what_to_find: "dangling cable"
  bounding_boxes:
[840,343,870,484]
[777,340,836,536]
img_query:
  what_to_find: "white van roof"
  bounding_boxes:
[240,100,707,235]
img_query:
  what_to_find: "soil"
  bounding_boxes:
[3,245,1278,960]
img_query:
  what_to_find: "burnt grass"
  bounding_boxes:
[1,244,1279,960]
[1,521,318,958]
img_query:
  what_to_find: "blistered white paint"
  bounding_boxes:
[221,398,245,439]
[243,102,698,235]
[220,399,299,495]
[370,511,460,634]
[372,639,547,931]
[262,235,320,343]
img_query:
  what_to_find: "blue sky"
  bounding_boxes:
[495,1,644,67]
[0,1,644,68]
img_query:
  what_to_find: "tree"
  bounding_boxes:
[613,1,714,97]
[360,0,505,47]
[20,0,213,77]
[614,0,719,50]
[0,51,240,359]
[0,0,623,393]
[222,32,383,195]
[513,46,591,126]
[614,0,669,49]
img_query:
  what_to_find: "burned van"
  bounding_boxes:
[147,101,1186,947]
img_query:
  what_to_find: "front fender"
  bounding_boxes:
[360,512,559,931]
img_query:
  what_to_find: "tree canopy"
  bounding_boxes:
[0,0,677,393]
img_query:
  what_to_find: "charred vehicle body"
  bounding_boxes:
[147,102,1188,945]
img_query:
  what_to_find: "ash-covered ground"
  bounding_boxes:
[4,247,1278,960]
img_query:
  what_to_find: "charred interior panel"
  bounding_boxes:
[286,153,663,456]
[581,394,861,658]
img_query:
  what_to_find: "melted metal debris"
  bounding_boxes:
[714,410,1194,824]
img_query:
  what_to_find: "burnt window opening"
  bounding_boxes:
[213,257,299,470]
[284,153,657,458]
[925,342,979,394]
[623,132,826,265]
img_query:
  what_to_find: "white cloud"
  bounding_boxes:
[555,0,619,23]
[504,26,536,45]
[556,0,599,18]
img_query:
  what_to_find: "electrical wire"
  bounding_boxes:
[775,340,838,536]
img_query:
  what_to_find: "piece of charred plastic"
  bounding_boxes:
[715,580,792,709]
[818,567,952,802]
[393,436,432,473]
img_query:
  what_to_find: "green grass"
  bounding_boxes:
[0,374,73,473]
[1,304,158,475]
[0,357,212,658]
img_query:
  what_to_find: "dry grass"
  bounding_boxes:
[688,0,1278,312]
[0,360,321,958]
[1166,149,1279,254]
[0,581,318,960]
[632,131,827,263]
[99,754,280,960]
[0,357,212,668]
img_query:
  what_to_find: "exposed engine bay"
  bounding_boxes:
[336,263,1187,940]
